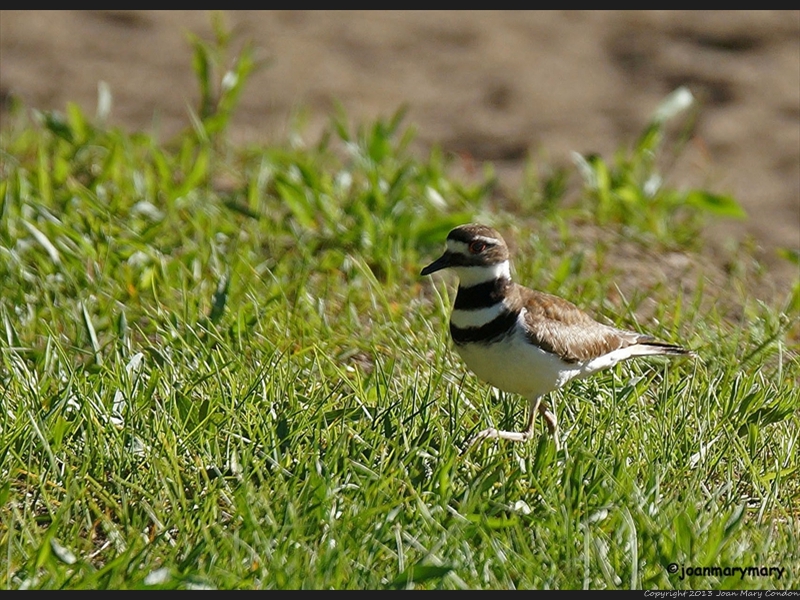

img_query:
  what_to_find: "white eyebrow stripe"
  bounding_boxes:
[472,235,501,245]
[446,236,500,254]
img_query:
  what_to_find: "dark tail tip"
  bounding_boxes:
[645,341,697,358]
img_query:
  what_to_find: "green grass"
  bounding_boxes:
[1,26,798,590]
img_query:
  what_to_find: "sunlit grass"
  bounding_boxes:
[1,23,798,590]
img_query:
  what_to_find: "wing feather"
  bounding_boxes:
[520,288,649,363]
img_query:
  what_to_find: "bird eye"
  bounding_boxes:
[469,241,487,254]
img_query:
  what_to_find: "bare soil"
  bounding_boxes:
[2,10,798,298]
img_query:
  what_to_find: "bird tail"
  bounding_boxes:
[635,340,696,358]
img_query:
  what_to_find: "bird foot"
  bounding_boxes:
[462,426,562,454]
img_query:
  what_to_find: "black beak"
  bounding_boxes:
[421,252,452,276]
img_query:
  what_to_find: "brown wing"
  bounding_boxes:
[519,287,642,363]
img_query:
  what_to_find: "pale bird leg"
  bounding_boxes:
[465,395,562,451]
[537,401,560,451]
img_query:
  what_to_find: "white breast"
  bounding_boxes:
[453,312,585,398]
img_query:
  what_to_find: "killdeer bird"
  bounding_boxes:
[421,223,694,450]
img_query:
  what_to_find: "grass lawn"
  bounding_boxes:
[1,29,798,590]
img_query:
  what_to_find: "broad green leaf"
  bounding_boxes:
[685,190,746,219]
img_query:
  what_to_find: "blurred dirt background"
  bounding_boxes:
[2,10,798,297]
